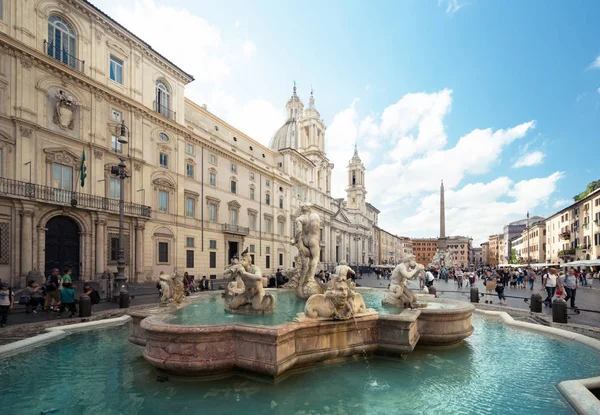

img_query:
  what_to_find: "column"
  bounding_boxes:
[20,210,34,280]
[37,225,47,281]
[95,216,107,278]
[82,231,92,281]
[135,221,145,283]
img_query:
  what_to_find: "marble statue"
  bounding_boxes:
[224,248,276,314]
[157,271,186,306]
[429,250,451,270]
[291,203,325,300]
[223,257,246,300]
[53,90,76,131]
[301,261,371,320]
[382,254,425,308]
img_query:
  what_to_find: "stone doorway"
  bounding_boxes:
[45,215,80,280]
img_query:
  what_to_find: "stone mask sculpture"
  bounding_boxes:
[382,254,425,309]
[289,203,324,300]
[224,248,276,314]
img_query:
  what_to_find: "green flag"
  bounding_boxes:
[80,150,87,188]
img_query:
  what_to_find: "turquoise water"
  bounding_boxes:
[170,289,404,326]
[1,315,599,414]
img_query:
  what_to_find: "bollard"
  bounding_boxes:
[428,286,437,298]
[530,293,543,313]
[79,294,92,317]
[470,287,479,303]
[552,298,568,323]
[119,291,130,309]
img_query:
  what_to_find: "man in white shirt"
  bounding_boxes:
[542,268,558,307]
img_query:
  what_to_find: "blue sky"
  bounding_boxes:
[92,0,600,243]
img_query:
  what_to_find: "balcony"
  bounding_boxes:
[154,101,176,121]
[558,248,576,258]
[577,244,591,251]
[0,177,151,217]
[44,41,85,73]
[559,231,571,240]
[221,224,249,236]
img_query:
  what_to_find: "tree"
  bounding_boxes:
[509,248,518,264]
[573,180,600,201]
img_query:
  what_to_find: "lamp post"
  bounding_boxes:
[527,211,531,267]
[110,121,130,304]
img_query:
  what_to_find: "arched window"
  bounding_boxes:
[48,16,76,68]
[155,80,171,118]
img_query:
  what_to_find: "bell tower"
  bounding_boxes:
[346,144,366,210]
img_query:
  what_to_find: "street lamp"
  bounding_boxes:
[110,121,130,304]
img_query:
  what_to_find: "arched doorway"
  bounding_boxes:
[45,216,80,280]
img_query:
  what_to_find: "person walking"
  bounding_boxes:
[58,282,77,318]
[495,276,507,305]
[562,268,578,308]
[484,270,497,304]
[542,268,558,307]
[0,281,14,327]
[527,268,536,290]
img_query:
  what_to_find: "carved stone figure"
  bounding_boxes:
[224,248,276,314]
[429,249,451,270]
[291,203,324,300]
[382,254,425,308]
[172,271,186,304]
[52,90,76,131]
[157,270,186,306]
[223,257,245,300]
[301,261,371,320]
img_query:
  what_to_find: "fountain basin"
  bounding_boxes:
[131,292,473,378]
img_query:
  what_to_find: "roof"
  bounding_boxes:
[269,119,299,151]
[83,0,194,82]
[547,187,600,220]
[365,202,380,213]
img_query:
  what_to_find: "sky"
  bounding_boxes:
[91,0,600,244]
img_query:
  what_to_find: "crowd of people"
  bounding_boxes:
[0,268,100,327]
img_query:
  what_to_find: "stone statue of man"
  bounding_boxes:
[294,203,321,285]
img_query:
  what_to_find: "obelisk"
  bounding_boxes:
[438,180,447,250]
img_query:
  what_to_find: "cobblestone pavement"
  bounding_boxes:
[356,273,600,328]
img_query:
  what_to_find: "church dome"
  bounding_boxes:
[269,119,299,150]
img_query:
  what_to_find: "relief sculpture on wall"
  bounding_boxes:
[52,90,76,131]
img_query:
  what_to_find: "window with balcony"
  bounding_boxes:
[185,197,195,218]
[155,80,171,118]
[109,56,123,84]
[109,178,121,199]
[47,16,77,69]
[186,164,194,178]
[159,153,168,169]
[158,191,168,213]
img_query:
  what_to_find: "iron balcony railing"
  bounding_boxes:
[221,224,249,236]
[0,177,151,218]
[44,40,85,73]
[153,100,176,121]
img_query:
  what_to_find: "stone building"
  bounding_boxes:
[472,247,483,267]
[487,235,501,267]
[480,241,489,266]
[412,238,438,267]
[545,188,600,264]
[1,0,384,287]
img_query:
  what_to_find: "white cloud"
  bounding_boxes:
[235,20,241,28]
[439,0,467,14]
[243,40,256,57]
[512,151,545,168]
[553,199,571,209]
[588,56,600,70]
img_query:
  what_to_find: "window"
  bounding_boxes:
[279,222,284,236]
[158,191,168,213]
[158,242,169,263]
[185,197,195,218]
[230,210,238,226]
[209,240,217,250]
[249,244,255,253]
[266,219,271,233]
[52,163,72,190]
[209,172,216,186]
[47,16,76,68]
[279,198,283,209]
[186,237,195,248]
[209,204,217,223]
[111,135,123,153]
[155,80,171,118]
[250,187,255,200]
[109,178,121,199]
[210,154,217,164]
[595,233,600,246]
[250,254,255,264]
[231,163,237,173]
[265,179,270,187]
[186,250,194,268]
[111,109,122,121]
[159,153,169,168]
[231,180,237,194]
[209,252,217,268]
[249,214,256,230]
[266,193,271,205]
[158,133,169,143]
[279,253,283,266]
[250,172,255,181]
[186,164,194,178]
[109,56,123,84]
[186,143,195,155]
[266,247,271,254]
[110,237,119,262]
[266,255,271,269]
